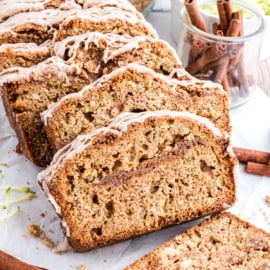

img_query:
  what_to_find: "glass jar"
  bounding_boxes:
[176,0,266,108]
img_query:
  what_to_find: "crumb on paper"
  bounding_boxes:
[265,195,270,206]
[259,208,270,227]
[0,163,9,167]
[78,264,87,270]
[15,144,22,154]
[28,223,55,248]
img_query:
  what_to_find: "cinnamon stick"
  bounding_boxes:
[217,0,229,33]
[224,0,233,22]
[0,250,47,270]
[212,22,220,35]
[233,147,270,165]
[246,162,270,177]
[184,0,208,32]
[222,73,231,96]
[226,18,241,37]
[227,68,240,87]
[232,11,243,35]
[213,57,230,84]
[201,55,229,74]
[216,29,224,36]
[230,11,249,96]
[217,0,233,33]
[186,42,227,75]
[210,19,240,89]
[229,45,243,67]
[188,36,206,65]
[238,55,250,96]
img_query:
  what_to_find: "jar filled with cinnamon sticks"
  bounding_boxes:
[177,0,266,108]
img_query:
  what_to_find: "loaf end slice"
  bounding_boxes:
[125,212,270,269]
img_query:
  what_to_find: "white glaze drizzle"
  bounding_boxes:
[0,9,73,35]
[0,5,156,40]
[41,63,226,125]
[0,0,52,22]
[56,6,158,38]
[0,40,50,53]
[0,0,82,22]
[38,110,227,186]
[169,68,228,95]
[0,0,137,23]
[61,6,140,22]
[53,32,137,62]
[0,56,81,84]
[82,0,138,14]
[108,36,180,64]
[53,33,171,64]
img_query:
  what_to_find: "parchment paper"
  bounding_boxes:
[0,13,270,269]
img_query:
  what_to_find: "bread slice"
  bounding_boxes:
[0,56,90,166]
[53,6,158,42]
[125,212,270,269]
[42,63,230,151]
[0,42,50,72]
[52,32,181,76]
[0,9,73,45]
[38,110,238,252]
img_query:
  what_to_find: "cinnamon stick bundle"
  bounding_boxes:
[184,0,251,98]
[0,250,47,270]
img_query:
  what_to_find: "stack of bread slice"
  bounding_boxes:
[1,0,268,268]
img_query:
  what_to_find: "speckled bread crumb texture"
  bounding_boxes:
[38,111,237,252]
[125,212,270,269]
